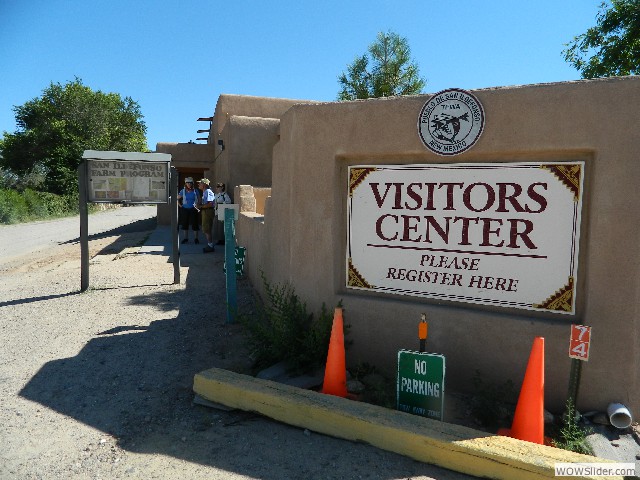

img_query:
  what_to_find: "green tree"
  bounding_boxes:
[0,78,147,194]
[338,31,426,100]
[563,0,640,78]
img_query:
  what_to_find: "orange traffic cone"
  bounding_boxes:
[498,337,545,444]
[321,307,347,397]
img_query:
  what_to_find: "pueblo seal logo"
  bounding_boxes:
[418,88,485,156]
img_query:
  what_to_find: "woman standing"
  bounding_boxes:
[177,177,201,244]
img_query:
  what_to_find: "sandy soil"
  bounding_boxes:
[0,212,475,480]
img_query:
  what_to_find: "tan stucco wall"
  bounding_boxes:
[235,77,640,416]
[219,116,280,191]
[210,94,316,137]
[253,187,271,215]
[205,95,320,198]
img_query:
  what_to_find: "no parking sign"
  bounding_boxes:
[397,350,445,420]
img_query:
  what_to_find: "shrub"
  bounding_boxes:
[0,189,29,224]
[22,189,49,217]
[551,398,593,455]
[240,271,343,375]
[468,370,516,429]
[0,188,82,224]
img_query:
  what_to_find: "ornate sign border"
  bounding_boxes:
[347,162,584,314]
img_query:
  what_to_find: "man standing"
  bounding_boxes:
[198,178,216,253]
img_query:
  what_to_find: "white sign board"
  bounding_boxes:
[217,204,239,221]
[347,162,584,314]
[83,150,170,204]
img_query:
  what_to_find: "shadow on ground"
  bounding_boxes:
[17,225,476,480]
[60,216,158,251]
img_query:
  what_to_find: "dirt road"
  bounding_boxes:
[0,206,475,480]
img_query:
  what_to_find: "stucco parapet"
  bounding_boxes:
[218,93,318,103]
[155,142,216,153]
[280,76,638,115]
[472,75,638,92]
[239,211,265,223]
[213,94,320,135]
[228,115,281,127]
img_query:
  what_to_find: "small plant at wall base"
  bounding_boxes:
[468,370,516,430]
[239,271,347,376]
[550,398,593,455]
[351,362,396,409]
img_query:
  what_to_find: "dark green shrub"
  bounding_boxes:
[240,272,343,375]
[351,363,396,408]
[22,189,49,217]
[43,191,75,217]
[0,187,82,224]
[469,370,516,429]
[0,189,29,224]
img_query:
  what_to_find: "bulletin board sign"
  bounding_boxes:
[347,162,584,314]
[83,150,170,204]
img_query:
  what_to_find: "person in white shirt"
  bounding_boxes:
[213,182,231,245]
[197,178,216,253]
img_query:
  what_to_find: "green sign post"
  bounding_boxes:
[397,350,445,421]
[224,207,237,324]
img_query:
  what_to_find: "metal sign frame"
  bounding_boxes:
[78,150,177,291]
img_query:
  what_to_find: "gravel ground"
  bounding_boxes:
[0,207,475,480]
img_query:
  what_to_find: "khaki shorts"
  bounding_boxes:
[201,209,214,232]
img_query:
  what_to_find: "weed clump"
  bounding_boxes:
[468,370,516,429]
[240,272,344,375]
[550,398,593,455]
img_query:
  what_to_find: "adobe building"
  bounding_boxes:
[160,76,640,418]
[154,141,215,225]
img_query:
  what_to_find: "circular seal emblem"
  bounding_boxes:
[417,88,485,156]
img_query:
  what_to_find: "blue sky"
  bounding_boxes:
[1,0,604,151]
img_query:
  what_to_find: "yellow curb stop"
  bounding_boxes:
[193,368,620,480]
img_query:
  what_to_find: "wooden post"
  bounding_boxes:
[170,167,180,284]
[78,162,89,292]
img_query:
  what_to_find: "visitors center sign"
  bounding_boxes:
[347,162,584,314]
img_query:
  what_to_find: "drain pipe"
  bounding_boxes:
[607,403,633,429]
